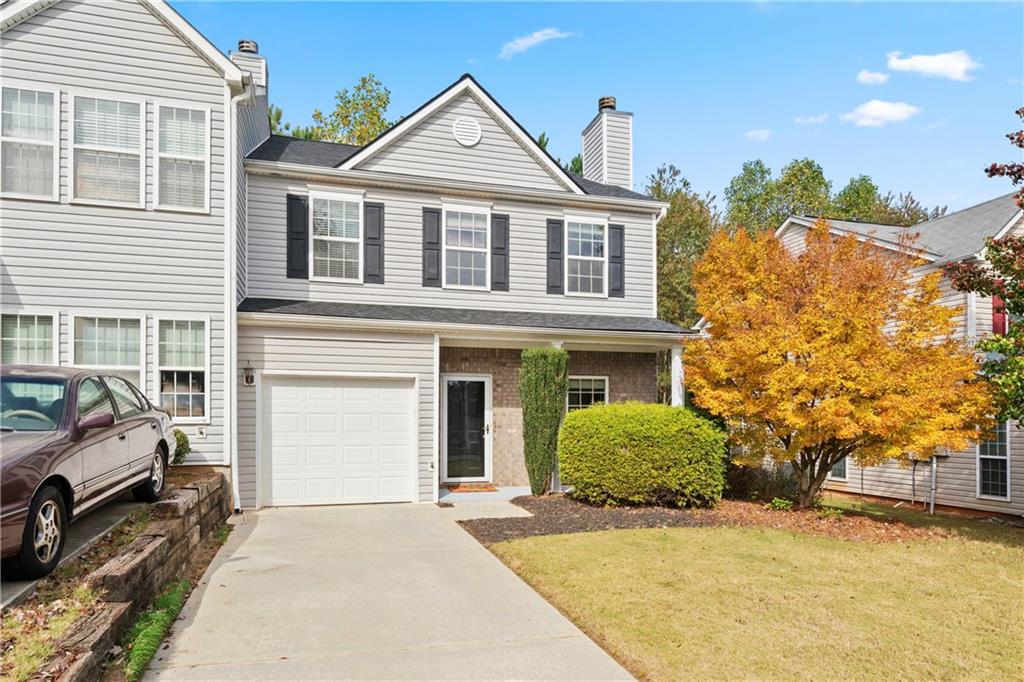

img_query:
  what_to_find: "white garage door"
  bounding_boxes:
[261,375,416,506]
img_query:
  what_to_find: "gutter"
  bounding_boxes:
[237,310,688,344]
[244,159,669,214]
[225,76,256,512]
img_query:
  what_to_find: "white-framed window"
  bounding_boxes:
[309,191,363,282]
[156,105,209,212]
[828,457,848,481]
[443,208,489,289]
[566,218,608,296]
[977,421,1010,500]
[567,376,608,411]
[1,313,58,365]
[71,314,144,390]
[71,95,144,207]
[1,84,59,200]
[154,317,210,423]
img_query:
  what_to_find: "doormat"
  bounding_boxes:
[444,483,499,493]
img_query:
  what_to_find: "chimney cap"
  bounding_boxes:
[598,96,616,112]
[237,39,259,54]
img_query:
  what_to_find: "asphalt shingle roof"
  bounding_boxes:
[246,135,655,201]
[798,193,1020,260]
[239,298,687,335]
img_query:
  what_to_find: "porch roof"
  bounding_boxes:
[238,297,689,336]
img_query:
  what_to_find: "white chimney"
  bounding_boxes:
[230,39,268,96]
[581,96,633,189]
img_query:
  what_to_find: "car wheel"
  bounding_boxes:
[4,486,67,580]
[132,447,166,503]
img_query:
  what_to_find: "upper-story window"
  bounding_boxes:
[1,86,58,200]
[157,106,209,212]
[72,96,143,207]
[444,209,489,289]
[311,193,362,282]
[977,421,1010,500]
[566,220,607,296]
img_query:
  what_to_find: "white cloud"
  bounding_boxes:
[856,69,889,85]
[744,128,773,141]
[499,28,576,60]
[794,113,828,125]
[840,100,921,127]
[885,50,980,81]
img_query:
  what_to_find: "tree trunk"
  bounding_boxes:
[795,446,844,507]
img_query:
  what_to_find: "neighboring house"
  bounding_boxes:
[1,0,688,510]
[775,194,1023,517]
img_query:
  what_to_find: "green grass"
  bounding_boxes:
[122,579,190,682]
[492,503,1024,681]
[214,524,233,545]
[0,585,97,682]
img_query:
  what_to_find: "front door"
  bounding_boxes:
[442,375,491,482]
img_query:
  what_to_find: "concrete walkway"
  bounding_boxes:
[147,503,631,681]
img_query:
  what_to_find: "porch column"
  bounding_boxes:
[670,345,684,407]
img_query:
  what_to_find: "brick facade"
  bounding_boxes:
[439,347,657,486]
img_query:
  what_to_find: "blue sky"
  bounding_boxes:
[176,1,1023,211]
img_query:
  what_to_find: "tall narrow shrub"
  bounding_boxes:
[520,347,569,495]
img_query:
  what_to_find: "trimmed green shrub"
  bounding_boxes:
[559,402,726,507]
[171,428,190,465]
[520,347,569,495]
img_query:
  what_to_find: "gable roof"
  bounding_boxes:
[777,193,1022,262]
[337,74,586,195]
[1,0,244,85]
[247,134,654,201]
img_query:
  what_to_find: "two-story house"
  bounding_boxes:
[774,195,1023,517]
[1,0,687,511]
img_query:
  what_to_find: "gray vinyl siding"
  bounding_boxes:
[357,93,567,193]
[603,112,632,189]
[245,174,657,317]
[234,94,270,303]
[581,117,604,184]
[236,325,436,508]
[0,0,229,464]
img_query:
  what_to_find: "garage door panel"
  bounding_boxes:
[262,376,415,506]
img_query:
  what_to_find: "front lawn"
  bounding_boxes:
[491,500,1023,681]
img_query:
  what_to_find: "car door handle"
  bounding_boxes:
[117,432,128,441]
[150,423,158,430]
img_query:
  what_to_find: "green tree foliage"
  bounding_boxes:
[646,164,721,328]
[520,347,569,495]
[725,159,945,232]
[310,74,393,145]
[558,402,726,508]
[567,153,583,175]
[268,104,317,139]
[536,131,550,150]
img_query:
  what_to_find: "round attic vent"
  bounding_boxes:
[452,117,482,147]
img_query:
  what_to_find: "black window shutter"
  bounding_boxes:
[491,213,510,291]
[546,219,564,294]
[286,194,308,279]
[422,207,442,287]
[363,202,385,284]
[608,223,625,298]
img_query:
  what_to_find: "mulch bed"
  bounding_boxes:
[458,495,950,545]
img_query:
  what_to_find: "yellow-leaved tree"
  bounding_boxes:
[686,220,992,506]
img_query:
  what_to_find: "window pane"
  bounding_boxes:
[159,370,205,418]
[567,378,607,411]
[312,198,359,239]
[159,320,205,368]
[1,141,53,196]
[159,158,205,209]
[74,149,140,203]
[1,314,53,364]
[2,87,53,140]
[74,317,139,368]
[568,258,604,294]
[445,248,487,287]
[104,375,143,418]
[980,457,1008,498]
[831,458,847,479]
[313,239,360,279]
[159,107,205,157]
[78,378,113,418]
[979,422,1008,458]
[74,97,139,149]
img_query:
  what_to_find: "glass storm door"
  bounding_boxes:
[443,375,491,482]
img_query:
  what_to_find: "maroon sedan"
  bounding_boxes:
[1,366,174,578]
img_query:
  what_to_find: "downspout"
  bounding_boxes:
[227,75,255,512]
[929,455,938,515]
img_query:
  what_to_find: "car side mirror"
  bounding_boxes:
[78,412,115,431]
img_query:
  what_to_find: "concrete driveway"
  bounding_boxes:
[146,503,631,681]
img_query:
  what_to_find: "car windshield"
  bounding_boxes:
[0,377,68,432]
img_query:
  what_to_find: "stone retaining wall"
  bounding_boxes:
[43,473,231,681]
